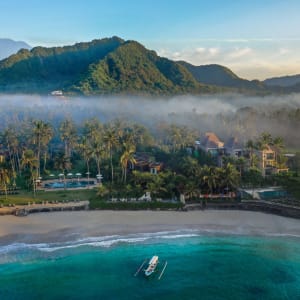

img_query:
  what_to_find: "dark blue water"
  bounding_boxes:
[0,232,299,299]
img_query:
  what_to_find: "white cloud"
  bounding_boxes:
[228,47,253,59]
[208,47,219,56]
[195,47,206,53]
[279,48,290,55]
[157,44,300,80]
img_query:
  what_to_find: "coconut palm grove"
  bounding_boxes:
[0,110,299,209]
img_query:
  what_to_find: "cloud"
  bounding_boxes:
[228,47,253,59]
[158,44,300,80]
[159,46,254,66]
[279,48,290,55]
[1,94,300,148]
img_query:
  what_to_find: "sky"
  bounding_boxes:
[0,0,300,80]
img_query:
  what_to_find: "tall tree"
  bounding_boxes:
[21,149,38,196]
[77,136,93,185]
[120,142,136,183]
[220,163,240,194]
[1,127,19,178]
[201,165,218,195]
[0,164,11,200]
[245,139,257,168]
[54,152,72,189]
[59,119,77,158]
[32,120,53,176]
[103,125,119,184]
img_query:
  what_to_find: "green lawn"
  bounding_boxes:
[0,188,183,211]
[0,189,97,206]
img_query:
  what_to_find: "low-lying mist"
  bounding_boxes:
[1,93,300,148]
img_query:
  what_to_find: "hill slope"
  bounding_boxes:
[0,37,124,93]
[179,62,265,91]
[0,37,284,95]
[264,74,300,87]
[71,41,213,95]
[0,38,31,60]
[0,37,221,95]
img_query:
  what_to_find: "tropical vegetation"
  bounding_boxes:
[0,113,299,209]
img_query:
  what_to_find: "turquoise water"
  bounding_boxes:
[0,232,300,300]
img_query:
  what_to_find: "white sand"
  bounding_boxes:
[0,210,299,243]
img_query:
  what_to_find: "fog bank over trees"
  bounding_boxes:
[1,93,300,148]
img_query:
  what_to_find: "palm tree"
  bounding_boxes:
[1,128,19,179]
[272,136,286,169]
[32,120,53,176]
[40,123,53,173]
[59,119,77,158]
[245,139,257,168]
[220,163,240,195]
[21,149,38,196]
[256,132,272,150]
[120,142,136,183]
[92,140,106,178]
[32,120,43,177]
[54,152,72,189]
[77,136,93,187]
[201,165,218,196]
[103,126,119,184]
[0,164,11,200]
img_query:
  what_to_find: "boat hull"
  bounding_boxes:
[144,256,159,277]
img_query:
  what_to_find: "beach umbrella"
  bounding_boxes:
[75,173,82,176]
[59,173,64,176]
[67,173,73,176]
[50,174,55,177]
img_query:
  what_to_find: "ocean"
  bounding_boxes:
[0,231,299,300]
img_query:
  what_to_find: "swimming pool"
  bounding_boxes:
[44,181,95,189]
[257,189,288,200]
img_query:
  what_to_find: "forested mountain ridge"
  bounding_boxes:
[264,74,300,87]
[0,37,124,93]
[0,37,220,95]
[179,62,266,91]
[0,36,298,95]
[71,41,216,94]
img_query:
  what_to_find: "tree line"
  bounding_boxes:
[0,116,298,201]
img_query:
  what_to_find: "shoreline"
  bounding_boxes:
[0,210,300,245]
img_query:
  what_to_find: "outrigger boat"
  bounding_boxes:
[134,255,167,280]
[144,255,159,277]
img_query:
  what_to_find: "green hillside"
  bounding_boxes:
[71,41,212,95]
[0,37,124,93]
[179,62,266,91]
[0,36,279,95]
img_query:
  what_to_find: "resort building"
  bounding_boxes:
[195,132,225,166]
[197,132,225,155]
[224,137,243,158]
[130,152,163,174]
[255,145,288,176]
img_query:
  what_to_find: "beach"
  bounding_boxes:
[1,210,300,299]
[0,210,300,244]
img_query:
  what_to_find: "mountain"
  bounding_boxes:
[0,37,124,93]
[1,36,294,95]
[0,38,31,60]
[0,37,219,95]
[179,62,266,91]
[264,74,300,87]
[71,41,213,95]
